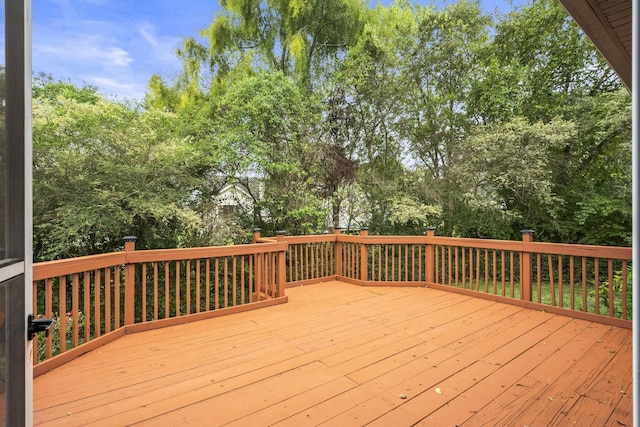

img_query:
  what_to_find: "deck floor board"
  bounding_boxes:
[33,281,632,426]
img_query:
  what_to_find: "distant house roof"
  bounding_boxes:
[558,0,632,91]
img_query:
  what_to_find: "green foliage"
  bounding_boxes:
[207,0,366,88]
[33,82,206,260]
[212,71,329,234]
[33,73,101,104]
[594,267,632,319]
[36,312,86,363]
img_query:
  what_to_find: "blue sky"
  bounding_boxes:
[32,0,525,100]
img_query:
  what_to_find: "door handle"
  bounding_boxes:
[27,314,54,340]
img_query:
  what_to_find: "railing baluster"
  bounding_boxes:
[581,257,587,312]
[105,267,111,333]
[434,246,439,284]
[476,249,480,291]
[622,261,628,320]
[238,256,243,304]
[536,254,541,303]
[232,256,238,306]
[501,251,505,296]
[448,246,452,285]
[569,256,575,310]
[468,247,473,288]
[454,247,459,287]
[186,260,191,315]
[461,247,466,288]
[304,243,309,280]
[214,258,220,308]
[594,259,600,314]
[411,245,416,282]
[548,254,555,307]
[205,259,210,310]
[83,272,90,344]
[404,244,409,281]
[164,262,170,319]
[59,276,67,353]
[153,263,159,320]
[94,269,101,337]
[493,250,498,295]
[608,259,614,317]
[224,257,229,308]
[378,245,382,281]
[484,249,489,293]
[510,252,515,299]
[175,260,181,316]
[558,256,563,309]
[72,274,79,348]
[299,244,303,281]
[115,266,121,327]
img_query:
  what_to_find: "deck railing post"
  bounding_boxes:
[425,227,436,283]
[123,236,137,325]
[276,231,286,297]
[360,228,369,283]
[334,227,343,278]
[252,228,261,243]
[520,230,534,302]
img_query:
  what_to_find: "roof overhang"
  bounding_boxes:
[557,0,632,91]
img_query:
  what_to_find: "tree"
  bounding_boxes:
[32,80,205,260]
[554,89,632,245]
[396,1,491,236]
[469,0,621,125]
[211,70,328,234]
[454,118,576,239]
[205,0,366,88]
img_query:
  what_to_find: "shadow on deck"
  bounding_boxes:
[34,281,632,426]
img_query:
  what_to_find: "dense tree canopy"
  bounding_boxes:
[32,0,632,260]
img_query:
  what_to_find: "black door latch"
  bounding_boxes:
[27,314,54,340]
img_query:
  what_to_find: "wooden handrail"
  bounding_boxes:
[279,229,632,328]
[32,237,290,368]
[32,229,633,372]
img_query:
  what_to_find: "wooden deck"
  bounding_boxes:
[33,281,632,426]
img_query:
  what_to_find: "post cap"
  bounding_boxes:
[361,227,369,231]
[333,226,342,230]
[252,228,262,233]
[426,226,436,231]
[276,230,286,235]
[520,229,534,235]
[123,236,137,242]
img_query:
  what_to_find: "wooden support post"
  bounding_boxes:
[252,228,261,243]
[360,228,369,283]
[334,227,343,278]
[276,231,286,297]
[520,230,534,301]
[425,227,436,283]
[123,236,137,325]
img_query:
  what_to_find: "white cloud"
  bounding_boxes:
[136,22,182,66]
[36,36,133,68]
[138,28,159,48]
[84,75,145,100]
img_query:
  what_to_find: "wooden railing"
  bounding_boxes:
[271,228,632,328]
[32,239,288,374]
[33,227,632,374]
